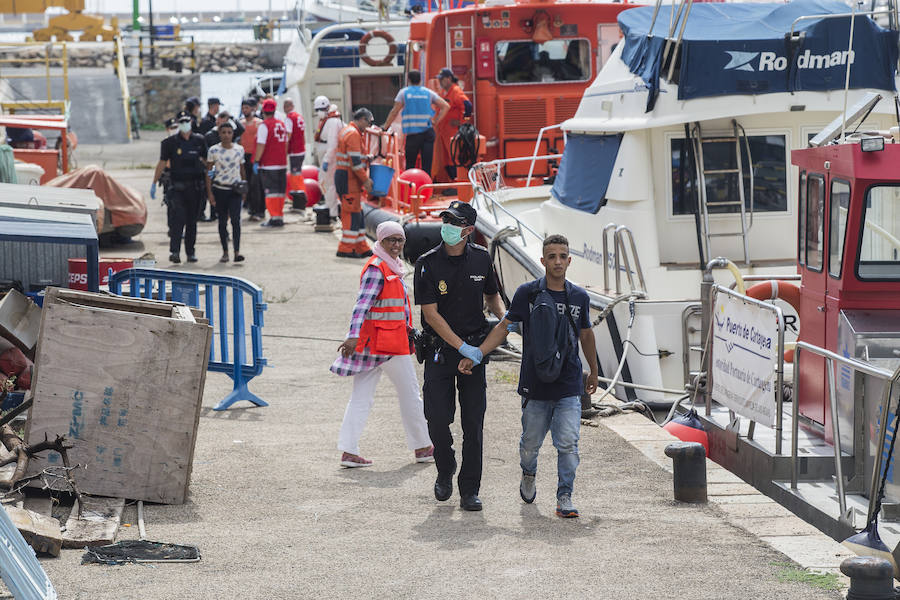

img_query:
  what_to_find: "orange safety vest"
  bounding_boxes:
[336,122,368,193]
[355,257,412,356]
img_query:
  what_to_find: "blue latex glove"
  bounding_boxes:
[507,322,521,335]
[322,161,329,173]
[149,182,156,200]
[208,168,216,180]
[459,343,483,366]
[252,163,259,175]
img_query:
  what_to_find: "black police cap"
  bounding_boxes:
[440,200,477,226]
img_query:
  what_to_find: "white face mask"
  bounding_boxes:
[315,109,326,117]
[178,122,192,134]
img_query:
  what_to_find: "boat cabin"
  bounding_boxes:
[791,139,900,437]
[407,0,629,176]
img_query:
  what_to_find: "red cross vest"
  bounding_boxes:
[355,256,412,356]
[259,116,288,168]
[286,111,305,155]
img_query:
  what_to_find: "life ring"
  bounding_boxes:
[359,30,397,67]
[746,280,801,362]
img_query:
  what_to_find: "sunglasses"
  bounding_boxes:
[441,216,467,227]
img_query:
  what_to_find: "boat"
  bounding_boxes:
[467,0,900,555]
[468,0,900,410]
[299,0,636,259]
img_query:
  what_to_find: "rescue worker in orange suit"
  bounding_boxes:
[283,97,305,174]
[253,98,289,228]
[433,68,470,182]
[335,108,375,258]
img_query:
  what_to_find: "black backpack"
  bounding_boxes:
[527,278,578,383]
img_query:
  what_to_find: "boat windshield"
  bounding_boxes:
[495,39,590,85]
[858,184,900,280]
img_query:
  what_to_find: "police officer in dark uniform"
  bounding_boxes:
[413,201,506,511]
[151,111,208,263]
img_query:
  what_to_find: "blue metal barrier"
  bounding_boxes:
[109,268,268,411]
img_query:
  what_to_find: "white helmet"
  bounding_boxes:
[313,96,329,111]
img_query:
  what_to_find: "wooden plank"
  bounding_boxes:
[21,495,53,518]
[5,506,62,556]
[0,443,17,488]
[62,496,125,548]
[26,299,210,504]
[0,290,41,359]
[44,288,177,318]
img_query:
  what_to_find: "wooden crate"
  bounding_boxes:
[25,288,212,504]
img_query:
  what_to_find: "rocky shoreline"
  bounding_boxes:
[6,43,286,72]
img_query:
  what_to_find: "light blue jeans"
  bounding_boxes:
[519,395,581,498]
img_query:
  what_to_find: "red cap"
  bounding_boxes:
[262,99,277,113]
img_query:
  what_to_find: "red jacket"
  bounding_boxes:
[259,116,288,168]
[355,257,412,356]
[286,111,305,155]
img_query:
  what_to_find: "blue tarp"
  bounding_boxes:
[618,0,899,111]
[550,134,622,214]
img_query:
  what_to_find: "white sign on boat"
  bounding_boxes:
[711,288,780,427]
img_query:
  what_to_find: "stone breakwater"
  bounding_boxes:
[5,43,286,72]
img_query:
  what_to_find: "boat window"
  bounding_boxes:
[495,39,590,85]
[670,135,787,215]
[857,185,900,280]
[798,171,807,265]
[829,179,850,278]
[806,174,825,272]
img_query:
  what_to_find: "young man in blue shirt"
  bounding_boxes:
[458,234,599,517]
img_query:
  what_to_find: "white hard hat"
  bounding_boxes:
[314,96,329,110]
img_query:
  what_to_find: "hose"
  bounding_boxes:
[591,298,637,405]
[451,122,481,170]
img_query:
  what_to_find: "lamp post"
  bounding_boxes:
[148,0,155,69]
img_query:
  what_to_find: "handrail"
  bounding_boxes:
[602,223,647,296]
[469,153,564,193]
[525,123,566,186]
[790,342,900,527]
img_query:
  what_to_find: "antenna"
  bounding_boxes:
[840,1,858,143]
[810,92,882,147]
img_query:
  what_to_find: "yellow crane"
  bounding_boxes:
[2,0,118,41]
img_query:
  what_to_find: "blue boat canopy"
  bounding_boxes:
[618,0,899,111]
[551,134,622,214]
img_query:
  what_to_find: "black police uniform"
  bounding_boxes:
[160,131,207,257]
[413,241,498,498]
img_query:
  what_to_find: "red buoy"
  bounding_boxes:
[302,165,319,181]
[304,178,322,206]
[400,168,433,203]
[663,409,709,455]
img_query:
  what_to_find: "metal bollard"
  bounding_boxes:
[664,441,707,503]
[840,556,895,600]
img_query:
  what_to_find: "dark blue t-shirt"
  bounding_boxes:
[506,279,591,400]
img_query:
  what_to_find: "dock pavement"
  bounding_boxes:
[35,133,850,599]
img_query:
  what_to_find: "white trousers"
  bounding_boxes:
[337,354,432,456]
[316,147,339,218]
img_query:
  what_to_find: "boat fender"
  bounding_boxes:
[662,409,709,455]
[745,281,800,362]
[359,30,397,67]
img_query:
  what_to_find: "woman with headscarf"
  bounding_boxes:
[331,221,433,468]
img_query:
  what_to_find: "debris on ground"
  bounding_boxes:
[25,287,212,504]
[63,496,125,549]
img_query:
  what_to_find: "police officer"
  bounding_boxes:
[151,111,208,263]
[413,200,506,511]
[382,70,449,175]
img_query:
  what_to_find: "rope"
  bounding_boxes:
[450,122,480,169]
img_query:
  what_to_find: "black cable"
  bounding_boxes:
[450,122,480,169]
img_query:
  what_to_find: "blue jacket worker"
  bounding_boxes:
[413,200,506,512]
[382,70,449,175]
[458,233,599,518]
